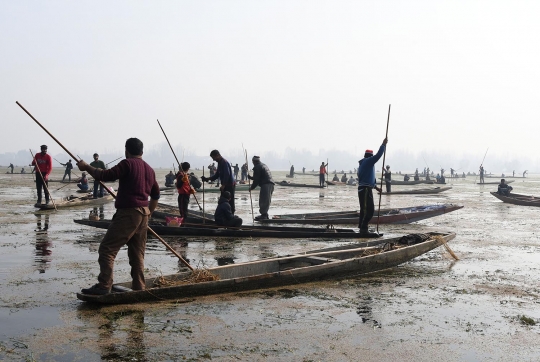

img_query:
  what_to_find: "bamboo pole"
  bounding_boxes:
[156,120,202,210]
[474,148,489,185]
[30,149,57,211]
[105,156,122,166]
[202,166,205,225]
[376,104,391,234]
[16,102,193,270]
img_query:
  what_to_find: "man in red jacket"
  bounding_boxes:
[76,138,160,295]
[31,145,53,207]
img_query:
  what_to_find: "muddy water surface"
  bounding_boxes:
[1,170,540,361]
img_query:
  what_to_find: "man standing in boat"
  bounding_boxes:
[357,138,387,234]
[31,145,53,207]
[319,161,328,187]
[382,165,392,192]
[233,163,240,181]
[479,165,485,184]
[176,162,196,223]
[248,155,275,221]
[290,164,295,178]
[90,153,106,198]
[76,137,160,295]
[8,163,14,174]
[60,159,73,182]
[202,150,236,214]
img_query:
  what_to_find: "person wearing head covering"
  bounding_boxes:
[332,173,339,182]
[214,191,242,227]
[289,165,295,178]
[201,150,236,214]
[176,162,195,222]
[383,165,392,192]
[30,145,53,207]
[77,172,89,191]
[248,155,275,220]
[76,137,160,295]
[59,159,73,182]
[341,173,347,183]
[403,174,410,182]
[241,163,249,182]
[319,161,328,187]
[357,138,388,234]
[90,153,106,198]
[8,163,14,174]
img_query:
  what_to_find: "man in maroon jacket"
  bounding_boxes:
[76,138,160,295]
[31,145,53,207]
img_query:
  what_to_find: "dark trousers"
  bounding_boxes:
[97,207,150,290]
[385,180,391,193]
[358,187,375,231]
[259,183,274,216]
[319,174,325,186]
[177,193,190,220]
[222,184,236,214]
[93,179,104,198]
[220,216,243,228]
[36,173,50,203]
[62,170,71,181]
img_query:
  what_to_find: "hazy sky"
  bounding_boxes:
[2,1,540,167]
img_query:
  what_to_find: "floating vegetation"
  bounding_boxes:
[154,268,220,288]
[519,315,536,326]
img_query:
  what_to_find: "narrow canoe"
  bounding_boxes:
[476,180,514,185]
[258,204,463,225]
[73,219,383,239]
[38,193,114,210]
[152,202,215,223]
[378,178,434,185]
[326,181,348,186]
[490,192,540,207]
[76,231,456,304]
[278,181,324,189]
[382,187,452,195]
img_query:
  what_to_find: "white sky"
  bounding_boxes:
[1,1,540,164]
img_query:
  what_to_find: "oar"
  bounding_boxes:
[156,120,202,210]
[242,145,255,223]
[474,147,489,184]
[202,165,205,225]
[105,156,122,166]
[376,104,391,234]
[30,149,57,211]
[16,102,193,271]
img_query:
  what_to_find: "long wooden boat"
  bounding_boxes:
[76,231,456,304]
[378,178,434,185]
[326,181,348,186]
[73,219,383,238]
[258,204,463,225]
[153,202,215,223]
[490,192,540,207]
[38,193,114,210]
[278,181,324,189]
[476,180,514,185]
[382,187,452,195]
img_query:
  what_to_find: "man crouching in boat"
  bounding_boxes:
[357,138,387,234]
[497,179,513,196]
[76,138,160,295]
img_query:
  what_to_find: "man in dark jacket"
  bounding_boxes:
[248,156,275,220]
[214,191,242,227]
[76,138,160,295]
[201,150,236,213]
[497,179,513,196]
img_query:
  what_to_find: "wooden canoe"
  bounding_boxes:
[382,187,452,195]
[490,192,540,207]
[152,202,215,223]
[76,231,456,304]
[38,193,114,210]
[258,204,463,225]
[73,219,383,239]
[278,181,324,189]
[326,181,348,186]
[378,178,434,185]
[476,180,514,185]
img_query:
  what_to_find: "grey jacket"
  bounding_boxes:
[249,162,274,189]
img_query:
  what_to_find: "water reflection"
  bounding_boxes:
[34,213,52,273]
[214,240,235,266]
[92,205,105,220]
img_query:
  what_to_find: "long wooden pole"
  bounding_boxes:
[376,104,391,234]
[156,120,202,210]
[326,158,329,187]
[202,166,205,225]
[243,147,255,223]
[105,156,122,166]
[16,102,193,270]
[30,149,57,211]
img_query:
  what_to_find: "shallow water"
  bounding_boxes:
[1,169,540,361]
